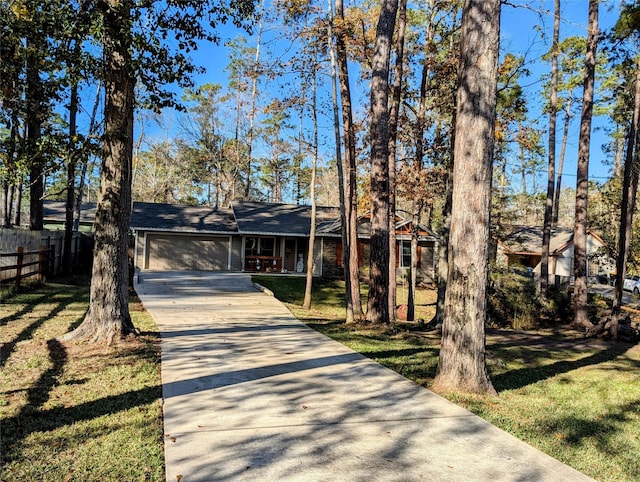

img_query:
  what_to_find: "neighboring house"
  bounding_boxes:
[43,200,439,281]
[496,225,614,284]
[42,202,96,231]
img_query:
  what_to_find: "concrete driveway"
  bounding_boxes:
[590,282,638,306]
[134,271,593,482]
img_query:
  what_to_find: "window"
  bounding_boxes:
[259,237,274,256]
[401,241,411,268]
[398,241,421,268]
[245,237,258,256]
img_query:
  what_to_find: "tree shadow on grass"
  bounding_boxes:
[492,342,634,391]
[359,347,438,360]
[1,338,161,466]
[0,293,51,327]
[538,397,640,480]
[0,300,86,368]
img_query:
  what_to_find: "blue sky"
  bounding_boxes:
[501,0,622,185]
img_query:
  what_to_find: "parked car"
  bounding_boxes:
[622,275,640,294]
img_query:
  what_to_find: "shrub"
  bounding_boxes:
[488,267,536,328]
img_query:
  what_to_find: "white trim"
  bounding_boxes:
[280,238,286,270]
[241,236,246,270]
[399,240,411,268]
[132,227,234,235]
[143,232,148,269]
[133,231,139,271]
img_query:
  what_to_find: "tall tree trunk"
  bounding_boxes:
[335,0,363,322]
[61,0,137,344]
[409,4,437,322]
[1,183,8,228]
[2,183,12,228]
[407,208,421,321]
[75,83,102,231]
[613,129,625,179]
[366,0,398,325]
[610,56,640,336]
[387,0,407,322]
[434,0,499,395]
[432,169,452,326]
[326,0,352,321]
[26,36,44,231]
[573,0,598,330]
[2,109,19,227]
[2,58,20,228]
[541,0,561,295]
[296,111,304,205]
[429,29,458,325]
[14,182,23,227]
[552,95,573,225]
[304,55,319,310]
[244,0,264,199]
[518,124,527,198]
[63,79,80,275]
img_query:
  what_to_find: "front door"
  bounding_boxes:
[283,238,297,272]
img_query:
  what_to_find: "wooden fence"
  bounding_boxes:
[1,229,93,286]
[0,246,52,289]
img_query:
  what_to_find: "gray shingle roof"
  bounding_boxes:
[131,202,236,233]
[43,201,97,225]
[499,225,576,255]
[43,200,342,236]
[232,201,340,236]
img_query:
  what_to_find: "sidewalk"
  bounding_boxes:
[134,271,594,482]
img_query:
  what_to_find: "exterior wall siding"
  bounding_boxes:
[133,229,437,283]
[231,236,243,271]
[321,238,436,283]
[321,238,343,278]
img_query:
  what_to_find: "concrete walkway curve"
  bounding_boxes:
[134,271,593,482]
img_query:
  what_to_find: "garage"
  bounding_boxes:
[145,234,230,271]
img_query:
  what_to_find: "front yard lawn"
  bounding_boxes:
[0,282,164,481]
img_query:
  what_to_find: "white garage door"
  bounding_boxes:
[147,235,229,271]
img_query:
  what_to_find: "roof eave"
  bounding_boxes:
[131,227,236,235]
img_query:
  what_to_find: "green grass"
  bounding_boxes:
[255,275,437,322]
[254,275,640,482]
[0,282,164,481]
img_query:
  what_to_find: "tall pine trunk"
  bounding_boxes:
[63,79,80,275]
[409,5,437,322]
[366,0,398,324]
[334,0,363,322]
[243,0,264,199]
[552,95,573,225]
[610,56,640,335]
[434,0,499,395]
[74,83,102,231]
[14,183,22,226]
[26,36,44,231]
[573,0,598,330]
[541,0,561,295]
[61,0,137,344]
[2,108,19,227]
[303,51,319,310]
[326,0,351,320]
[387,0,407,322]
